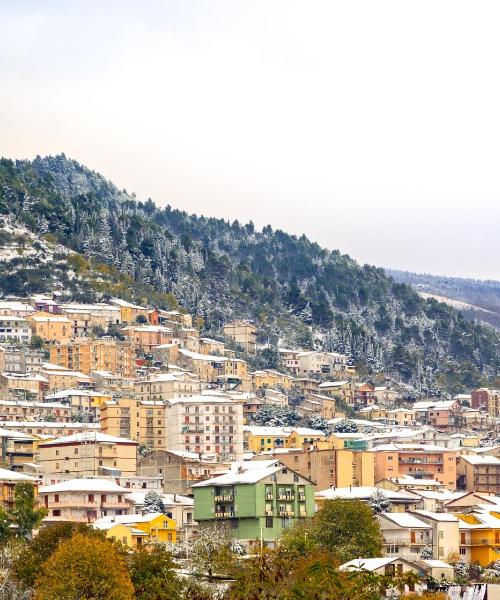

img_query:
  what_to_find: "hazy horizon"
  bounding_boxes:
[2,1,500,279]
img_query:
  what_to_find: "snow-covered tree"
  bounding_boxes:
[251,404,301,427]
[188,526,235,583]
[330,419,358,433]
[420,545,433,560]
[143,490,165,514]
[307,414,328,432]
[453,559,470,584]
[368,489,391,514]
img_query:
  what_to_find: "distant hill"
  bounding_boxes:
[387,269,500,330]
[1,154,500,395]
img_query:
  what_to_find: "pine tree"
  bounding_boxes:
[368,489,391,514]
[143,490,165,514]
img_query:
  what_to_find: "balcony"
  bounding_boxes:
[214,512,234,518]
[399,458,443,465]
[298,494,306,502]
[265,510,273,516]
[265,493,274,500]
[278,511,295,517]
[214,495,233,502]
[298,511,307,518]
[278,494,295,501]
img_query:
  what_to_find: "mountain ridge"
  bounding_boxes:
[1,153,500,395]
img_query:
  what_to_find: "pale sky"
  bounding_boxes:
[1,1,500,279]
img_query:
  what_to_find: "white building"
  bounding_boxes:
[165,395,244,461]
[0,317,32,344]
[39,478,130,522]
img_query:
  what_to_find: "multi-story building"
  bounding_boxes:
[38,431,138,477]
[40,365,92,391]
[0,399,70,422]
[223,320,256,354]
[296,351,349,377]
[457,454,500,494]
[177,349,248,383]
[44,389,112,421]
[457,510,500,566]
[193,460,315,547]
[314,486,420,513]
[165,395,244,460]
[90,370,136,392]
[61,307,111,337]
[134,372,201,402]
[371,444,457,490]
[121,325,174,352]
[298,393,339,421]
[0,420,100,438]
[317,381,355,405]
[39,478,130,523]
[150,343,179,366]
[100,397,167,451]
[49,338,136,378]
[137,449,229,494]
[385,408,417,427]
[250,370,294,391]
[471,388,500,417]
[0,317,32,345]
[0,468,38,511]
[413,400,460,430]
[378,512,432,561]
[0,372,48,401]
[0,347,44,373]
[410,510,460,560]
[0,301,35,318]
[27,312,72,342]
[61,303,121,326]
[253,444,375,490]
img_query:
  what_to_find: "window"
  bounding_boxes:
[88,494,94,502]
[266,517,273,528]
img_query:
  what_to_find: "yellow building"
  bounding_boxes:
[250,369,294,391]
[110,298,150,324]
[244,426,325,453]
[458,511,500,566]
[285,428,326,448]
[49,338,136,378]
[100,397,167,450]
[94,521,147,547]
[40,365,92,391]
[27,312,72,342]
[177,349,248,383]
[94,512,177,544]
[0,372,48,401]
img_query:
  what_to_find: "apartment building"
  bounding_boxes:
[121,325,173,352]
[38,431,138,477]
[471,388,500,417]
[0,301,35,318]
[40,478,130,523]
[137,449,228,494]
[90,370,136,392]
[371,444,457,490]
[411,510,460,560]
[317,380,355,405]
[177,349,248,383]
[0,317,32,344]
[61,303,121,326]
[40,365,92,391]
[253,445,375,490]
[378,512,432,561]
[413,400,460,430]
[0,372,48,401]
[165,395,244,460]
[298,393,339,421]
[44,389,112,421]
[296,351,349,376]
[223,320,256,354]
[193,460,314,547]
[27,312,72,342]
[0,347,44,373]
[457,455,500,494]
[250,369,294,391]
[0,399,70,422]
[49,338,136,378]
[100,397,167,451]
[134,372,201,402]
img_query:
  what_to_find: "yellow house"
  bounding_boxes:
[95,512,177,544]
[250,369,294,391]
[110,298,150,324]
[458,511,500,566]
[27,312,72,342]
[244,426,291,453]
[285,428,326,448]
[94,521,148,548]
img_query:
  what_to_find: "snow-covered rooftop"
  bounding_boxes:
[40,478,128,494]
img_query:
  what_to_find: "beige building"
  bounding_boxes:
[296,351,349,376]
[134,372,201,402]
[40,478,130,523]
[90,370,136,392]
[100,397,167,451]
[27,312,72,342]
[0,399,70,422]
[61,303,121,326]
[457,454,500,494]
[410,510,460,560]
[40,365,92,391]
[250,369,294,391]
[223,320,256,354]
[0,301,35,318]
[49,338,136,378]
[0,372,48,401]
[38,431,138,476]
[0,347,44,373]
[177,348,248,383]
[44,389,113,420]
[165,394,244,460]
[151,344,179,366]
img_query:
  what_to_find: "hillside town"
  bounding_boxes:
[0,295,500,595]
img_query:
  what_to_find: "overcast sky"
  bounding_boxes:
[1,1,500,279]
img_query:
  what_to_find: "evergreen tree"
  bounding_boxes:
[143,490,165,514]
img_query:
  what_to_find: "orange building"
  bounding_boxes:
[121,325,174,352]
[372,443,457,490]
[27,313,72,342]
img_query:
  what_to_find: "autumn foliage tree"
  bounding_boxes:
[33,533,134,600]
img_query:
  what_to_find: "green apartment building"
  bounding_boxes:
[193,459,315,547]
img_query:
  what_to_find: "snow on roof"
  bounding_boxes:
[192,461,283,487]
[1,372,48,382]
[125,491,193,507]
[369,443,453,453]
[178,348,227,362]
[0,315,29,322]
[93,522,147,535]
[340,558,408,572]
[411,510,459,522]
[380,512,431,529]
[459,455,500,465]
[319,381,350,388]
[45,389,112,399]
[40,478,128,494]
[168,394,237,405]
[96,512,170,524]
[419,559,453,569]
[0,468,37,482]
[39,431,137,446]
[315,486,417,501]
[110,298,147,310]
[122,325,172,333]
